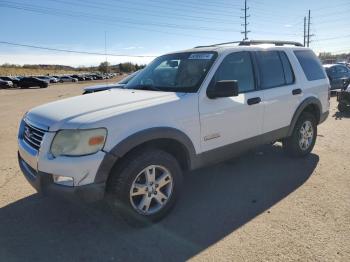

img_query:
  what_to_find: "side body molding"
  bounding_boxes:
[94,127,197,183]
[287,97,322,137]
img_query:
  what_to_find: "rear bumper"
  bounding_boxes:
[18,152,105,202]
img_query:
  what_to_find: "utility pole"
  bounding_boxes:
[307,10,311,47]
[303,16,307,47]
[241,0,250,41]
[104,31,109,84]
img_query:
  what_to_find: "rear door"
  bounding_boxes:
[255,50,301,139]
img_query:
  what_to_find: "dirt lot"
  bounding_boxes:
[0,82,349,262]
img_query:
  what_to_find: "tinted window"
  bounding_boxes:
[294,50,326,81]
[280,52,295,85]
[326,67,337,77]
[214,52,255,93]
[337,66,348,74]
[256,51,285,89]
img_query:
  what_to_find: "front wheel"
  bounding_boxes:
[106,148,183,226]
[283,112,317,157]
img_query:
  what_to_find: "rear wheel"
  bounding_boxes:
[106,148,183,226]
[338,101,347,112]
[283,112,317,157]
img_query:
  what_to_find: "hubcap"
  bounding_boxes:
[299,120,314,151]
[129,165,173,215]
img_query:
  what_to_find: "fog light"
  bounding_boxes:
[53,175,74,187]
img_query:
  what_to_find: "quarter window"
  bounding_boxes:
[214,52,255,93]
[294,50,326,81]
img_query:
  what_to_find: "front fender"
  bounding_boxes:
[94,127,197,183]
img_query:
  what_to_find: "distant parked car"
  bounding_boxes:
[37,76,51,84]
[83,70,141,94]
[18,77,48,89]
[90,74,104,80]
[59,76,78,83]
[324,64,350,90]
[0,79,13,88]
[48,77,59,83]
[336,62,350,69]
[84,75,94,81]
[0,76,20,87]
[71,75,85,81]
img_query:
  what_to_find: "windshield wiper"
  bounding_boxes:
[132,84,161,91]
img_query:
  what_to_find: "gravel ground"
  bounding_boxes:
[0,83,349,262]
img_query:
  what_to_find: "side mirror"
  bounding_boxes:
[168,60,179,68]
[207,80,239,99]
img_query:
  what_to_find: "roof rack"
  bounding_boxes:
[239,40,303,47]
[194,40,303,48]
[194,41,242,48]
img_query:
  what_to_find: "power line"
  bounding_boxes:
[313,34,350,42]
[0,2,238,43]
[0,41,157,57]
[0,1,237,33]
[53,0,241,25]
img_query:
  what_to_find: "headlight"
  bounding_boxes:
[51,128,107,157]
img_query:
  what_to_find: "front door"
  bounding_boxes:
[199,51,264,154]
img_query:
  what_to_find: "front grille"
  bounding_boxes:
[23,122,46,150]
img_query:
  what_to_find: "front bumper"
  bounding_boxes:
[18,153,105,202]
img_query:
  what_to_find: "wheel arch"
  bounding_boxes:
[287,97,322,137]
[94,127,197,183]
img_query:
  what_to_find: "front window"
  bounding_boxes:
[125,52,217,93]
[213,51,255,93]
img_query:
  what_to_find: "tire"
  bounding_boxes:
[283,112,317,157]
[338,102,347,112]
[106,148,183,226]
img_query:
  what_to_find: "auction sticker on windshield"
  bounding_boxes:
[188,53,214,60]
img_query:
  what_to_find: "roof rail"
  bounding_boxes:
[239,40,303,47]
[194,41,241,48]
[194,40,304,49]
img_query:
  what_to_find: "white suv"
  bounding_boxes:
[18,40,330,224]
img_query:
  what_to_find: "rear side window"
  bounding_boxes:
[294,50,326,81]
[256,51,286,89]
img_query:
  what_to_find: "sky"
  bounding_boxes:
[0,0,349,66]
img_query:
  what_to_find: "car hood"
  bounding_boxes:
[25,89,185,131]
[83,83,124,92]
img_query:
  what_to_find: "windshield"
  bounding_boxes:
[119,70,140,84]
[125,52,217,93]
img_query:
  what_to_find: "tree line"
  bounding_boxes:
[0,62,146,74]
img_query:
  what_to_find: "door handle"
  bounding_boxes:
[247,97,261,105]
[292,88,302,95]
